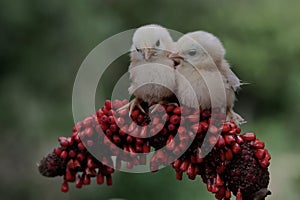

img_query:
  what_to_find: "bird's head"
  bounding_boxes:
[169,31,225,68]
[131,24,174,61]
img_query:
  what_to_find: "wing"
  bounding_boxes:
[219,60,241,92]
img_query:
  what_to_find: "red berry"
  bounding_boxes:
[86,140,94,147]
[225,149,233,160]
[136,138,143,145]
[60,151,68,159]
[259,159,270,168]
[77,153,85,161]
[225,190,231,199]
[222,123,231,133]
[232,143,241,154]
[85,127,94,137]
[187,163,195,178]
[186,114,199,122]
[105,129,112,136]
[236,188,242,200]
[76,176,83,188]
[254,149,266,160]
[224,135,235,145]
[168,124,176,131]
[228,129,237,135]
[68,150,76,158]
[166,136,176,151]
[209,136,217,146]
[128,122,137,133]
[61,181,69,192]
[73,160,81,168]
[113,135,121,144]
[107,116,115,124]
[176,172,183,180]
[178,126,187,135]
[101,115,108,123]
[112,99,123,109]
[53,148,62,156]
[162,113,169,121]
[179,160,189,172]
[191,123,200,133]
[143,143,150,153]
[106,175,113,186]
[173,107,181,115]
[137,114,144,124]
[209,125,218,135]
[97,173,104,185]
[83,174,91,185]
[152,117,160,125]
[87,157,94,168]
[242,133,256,141]
[131,109,139,120]
[200,121,209,132]
[65,169,75,182]
[253,140,265,149]
[126,135,133,143]
[166,105,175,113]
[122,99,129,105]
[172,159,181,169]
[170,115,180,124]
[110,124,118,132]
[107,109,116,116]
[202,109,211,118]
[216,174,223,186]
[216,135,225,148]
[236,135,244,144]
[83,117,94,127]
[265,150,271,161]
[104,100,112,109]
[58,137,68,147]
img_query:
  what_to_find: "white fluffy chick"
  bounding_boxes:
[170,31,245,125]
[122,24,176,115]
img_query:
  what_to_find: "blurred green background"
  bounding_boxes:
[1,0,300,199]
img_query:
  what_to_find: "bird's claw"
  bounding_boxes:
[149,101,178,114]
[129,98,146,116]
[117,98,146,117]
[116,102,130,112]
[226,110,246,126]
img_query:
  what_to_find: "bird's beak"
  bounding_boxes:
[168,53,184,60]
[168,53,184,69]
[143,48,153,61]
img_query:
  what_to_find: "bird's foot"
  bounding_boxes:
[149,101,178,113]
[116,102,130,112]
[116,98,146,117]
[129,98,146,116]
[226,109,246,126]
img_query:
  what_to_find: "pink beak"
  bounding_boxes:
[168,53,184,60]
[143,48,153,60]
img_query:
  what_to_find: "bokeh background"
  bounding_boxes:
[1,0,300,199]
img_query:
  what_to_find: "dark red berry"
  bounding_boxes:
[170,115,180,124]
[61,181,69,192]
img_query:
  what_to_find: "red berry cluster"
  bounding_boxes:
[171,130,271,200]
[224,142,270,200]
[39,112,115,192]
[38,99,271,200]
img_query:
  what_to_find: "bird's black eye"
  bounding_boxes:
[188,49,197,56]
[136,47,141,53]
[156,40,160,47]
